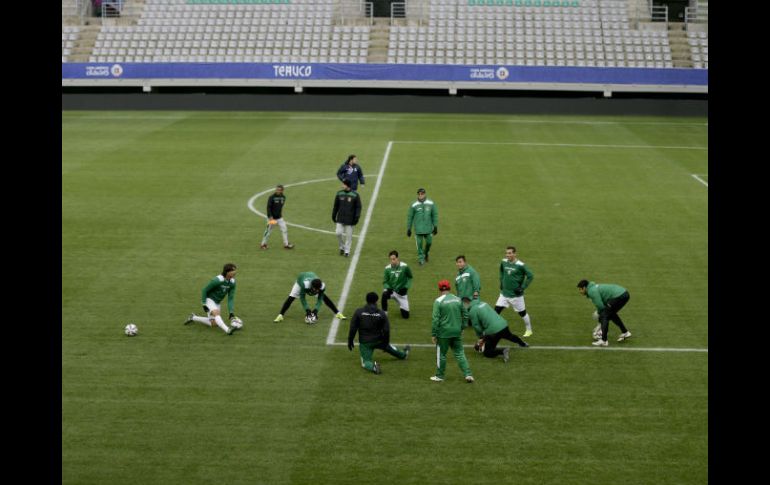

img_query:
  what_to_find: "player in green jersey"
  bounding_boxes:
[455,255,481,302]
[184,263,241,335]
[406,188,438,265]
[382,250,414,319]
[577,279,632,347]
[495,246,535,337]
[463,297,528,363]
[273,271,346,323]
[430,280,474,383]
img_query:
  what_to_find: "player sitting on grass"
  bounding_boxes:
[184,263,241,335]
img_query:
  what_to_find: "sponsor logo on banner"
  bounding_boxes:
[111,64,124,77]
[272,64,313,78]
[85,66,110,77]
[496,67,509,80]
[469,68,496,80]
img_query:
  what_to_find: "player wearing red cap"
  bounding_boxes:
[430,279,474,383]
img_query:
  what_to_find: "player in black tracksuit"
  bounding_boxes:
[332,181,362,257]
[348,292,410,374]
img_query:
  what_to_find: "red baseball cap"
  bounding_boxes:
[438,279,451,291]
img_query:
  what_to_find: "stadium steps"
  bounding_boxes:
[68,24,101,62]
[100,0,146,26]
[61,0,82,26]
[667,22,693,68]
[367,18,390,64]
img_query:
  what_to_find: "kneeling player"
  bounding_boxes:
[348,292,410,374]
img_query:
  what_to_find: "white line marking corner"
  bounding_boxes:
[691,174,708,187]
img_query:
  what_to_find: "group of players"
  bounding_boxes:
[183,155,633,382]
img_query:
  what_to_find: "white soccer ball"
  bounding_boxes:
[305,314,317,324]
[230,318,243,329]
[124,323,138,336]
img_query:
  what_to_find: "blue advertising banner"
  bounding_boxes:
[62,62,708,86]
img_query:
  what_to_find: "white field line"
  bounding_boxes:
[396,140,708,150]
[247,176,377,238]
[691,174,709,187]
[327,342,708,353]
[326,141,393,345]
[61,113,708,127]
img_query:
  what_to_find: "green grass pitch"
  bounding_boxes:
[62,111,707,484]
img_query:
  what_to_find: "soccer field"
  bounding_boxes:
[62,111,708,485]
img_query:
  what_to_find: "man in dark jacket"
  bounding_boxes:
[348,292,410,374]
[260,184,294,250]
[336,154,365,191]
[332,181,362,257]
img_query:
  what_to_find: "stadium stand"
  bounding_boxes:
[687,30,707,69]
[387,0,672,67]
[90,0,371,64]
[62,26,81,63]
[64,0,705,70]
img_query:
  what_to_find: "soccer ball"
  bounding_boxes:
[304,314,317,324]
[124,323,138,336]
[230,318,243,329]
[473,339,485,353]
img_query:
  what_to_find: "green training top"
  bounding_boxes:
[383,262,414,291]
[431,293,464,338]
[455,265,481,300]
[201,275,236,314]
[296,271,325,311]
[584,282,627,311]
[467,300,508,338]
[406,198,438,235]
[499,258,534,297]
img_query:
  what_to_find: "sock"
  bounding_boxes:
[193,316,211,327]
[214,315,229,333]
[192,316,212,326]
[279,296,295,315]
[400,309,410,319]
[323,294,339,314]
[522,314,532,331]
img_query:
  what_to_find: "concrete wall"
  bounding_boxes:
[61,90,708,117]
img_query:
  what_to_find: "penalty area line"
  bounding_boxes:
[327,342,708,353]
[326,141,393,345]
